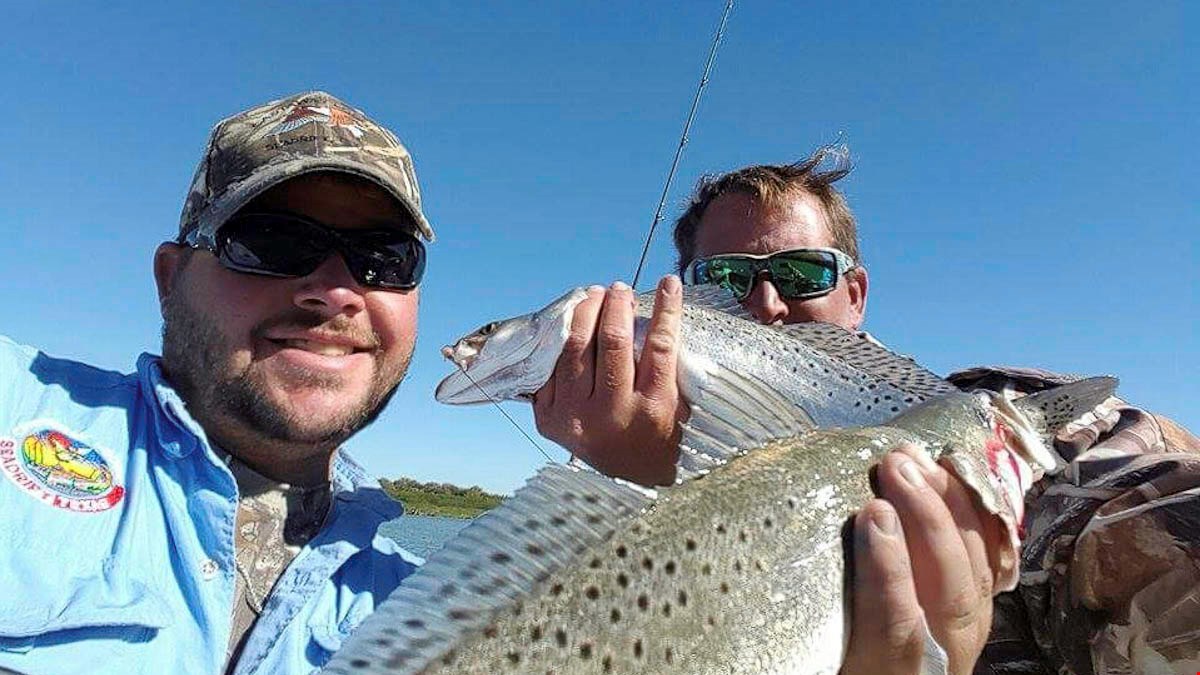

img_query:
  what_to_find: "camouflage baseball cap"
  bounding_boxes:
[178,90,434,244]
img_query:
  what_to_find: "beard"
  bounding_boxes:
[160,288,409,450]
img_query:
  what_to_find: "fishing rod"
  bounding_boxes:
[472,1,735,465]
[631,0,734,290]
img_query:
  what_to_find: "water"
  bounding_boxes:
[379,513,474,559]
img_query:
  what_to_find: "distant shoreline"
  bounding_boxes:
[380,477,506,519]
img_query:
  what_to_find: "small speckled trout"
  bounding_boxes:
[433,286,959,480]
[324,287,1116,675]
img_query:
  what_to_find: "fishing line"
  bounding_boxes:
[452,361,556,464]
[631,0,734,290]
[460,2,734,466]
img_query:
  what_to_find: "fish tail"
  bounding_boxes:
[1013,375,1119,438]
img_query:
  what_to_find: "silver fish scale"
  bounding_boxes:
[405,425,931,675]
[635,297,943,429]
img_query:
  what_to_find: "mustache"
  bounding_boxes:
[251,308,381,350]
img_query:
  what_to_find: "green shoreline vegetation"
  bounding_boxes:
[380,477,506,519]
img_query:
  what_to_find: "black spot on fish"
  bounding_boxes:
[350,659,370,668]
[484,625,498,639]
[634,640,644,658]
[527,543,544,556]
[531,626,543,641]
[787,497,797,509]
[602,656,613,672]
[707,615,717,626]
[662,602,671,617]
[763,517,773,528]
[610,608,622,623]
[589,557,602,569]
[585,586,600,600]
[372,637,392,647]
[551,583,564,596]
[701,563,712,575]
[439,583,458,598]
[441,650,456,666]
[665,647,675,664]
[720,582,730,593]
[403,619,424,629]
[525,518,541,530]
[448,609,471,621]
[642,557,654,571]
[506,652,520,666]
[580,643,593,659]
[638,594,649,611]
[678,590,688,606]
[615,544,628,558]
[587,514,603,525]
[664,561,676,575]
[734,560,743,573]
[551,516,567,527]
[555,629,568,648]
[617,573,629,588]
[685,538,697,551]
[585,494,599,504]
[716,524,726,534]
[563,493,576,502]
[738,530,747,543]
[459,568,477,579]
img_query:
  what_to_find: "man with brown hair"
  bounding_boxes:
[533,146,1200,674]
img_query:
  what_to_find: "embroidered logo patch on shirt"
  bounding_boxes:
[0,426,125,512]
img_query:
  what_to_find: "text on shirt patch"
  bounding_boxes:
[0,428,125,512]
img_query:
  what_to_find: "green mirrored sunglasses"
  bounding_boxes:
[682,247,857,301]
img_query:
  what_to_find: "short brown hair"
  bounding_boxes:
[671,145,859,274]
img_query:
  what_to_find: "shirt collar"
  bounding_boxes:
[136,353,402,517]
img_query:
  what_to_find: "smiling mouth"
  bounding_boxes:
[269,338,367,357]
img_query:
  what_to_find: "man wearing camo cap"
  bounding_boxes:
[0,91,436,674]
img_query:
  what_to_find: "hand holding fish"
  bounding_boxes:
[533,276,687,486]
[842,445,1002,675]
[532,279,998,673]
[415,285,1115,675]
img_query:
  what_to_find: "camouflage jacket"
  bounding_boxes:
[947,366,1200,675]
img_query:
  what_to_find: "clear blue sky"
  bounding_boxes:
[1,2,1194,494]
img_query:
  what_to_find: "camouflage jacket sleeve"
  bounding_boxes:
[946,366,1200,675]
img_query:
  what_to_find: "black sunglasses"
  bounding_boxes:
[190,212,426,290]
[682,247,856,301]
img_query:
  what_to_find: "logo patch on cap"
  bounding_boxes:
[269,103,366,139]
[0,426,125,513]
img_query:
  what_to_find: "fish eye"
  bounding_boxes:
[478,321,500,336]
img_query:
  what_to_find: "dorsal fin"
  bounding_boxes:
[325,463,654,674]
[776,321,956,400]
[672,284,952,401]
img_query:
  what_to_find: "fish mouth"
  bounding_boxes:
[434,334,541,405]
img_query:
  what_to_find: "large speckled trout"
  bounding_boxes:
[325,287,1116,674]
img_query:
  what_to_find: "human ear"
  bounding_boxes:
[153,242,187,318]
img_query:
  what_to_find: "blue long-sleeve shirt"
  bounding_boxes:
[0,335,422,674]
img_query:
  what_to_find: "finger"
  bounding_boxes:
[594,281,636,403]
[635,275,683,399]
[842,500,926,675]
[875,451,984,669]
[553,285,604,397]
[895,445,994,603]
